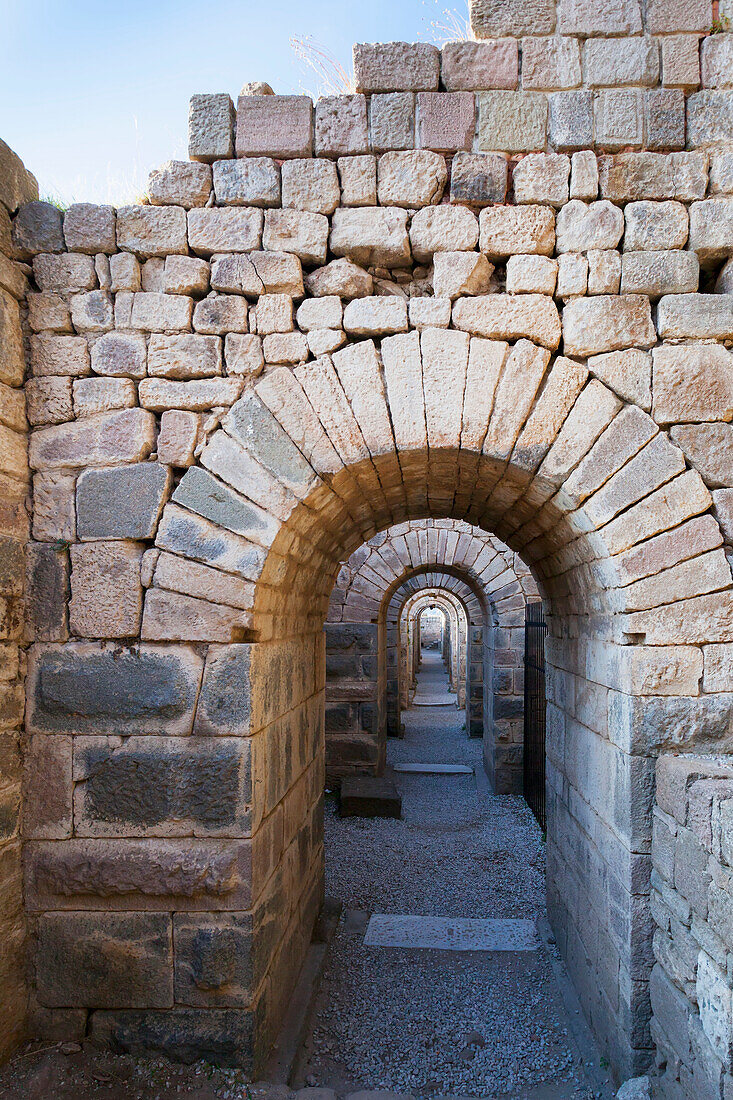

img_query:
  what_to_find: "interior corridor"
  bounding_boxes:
[294,652,614,1099]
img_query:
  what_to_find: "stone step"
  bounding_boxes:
[339,777,402,819]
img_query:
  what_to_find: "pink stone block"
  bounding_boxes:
[235,96,313,159]
[440,41,519,92]
[418,92,475,153]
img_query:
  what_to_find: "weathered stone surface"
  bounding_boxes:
[624,201,688,251]
[254,294,293,335]
[469,0,556,36]
[224,334,264,377]
[441,40,518,91]
[647,0,710,33]
[188,208,263,257]
[116,206,187,258]
[548,90,593,150]
[25,378,73,427]
[377,151,447,207]
[11,202,64,259]
[152,552,253,613]
[263,209,329,265]
[211,252,303,298]
[212,158,280,208]
[408,298,451,329]
[353,42,440,92]
[417,92,475,152]
[91,332,146,379]
[174,913,254,1006]
[157,410,201,468]
[620,250,698,297]
[29,409,156,470]
[688,198,733,263]
[562,295,655,357]
[25,542,69,643]
[0,289,24,387]
[477,91,548,153]
[90,1007,254,1069]
[109,253,141,292]
[27,291,72,334]
[661,35,701,89]
[164,256,209,296]
[192,296,249,336]
[63,204,116,254]
[586,248,620,294]
[305,257,373,299]
[69,541,144,638]
[315,95,369,158]
[130,292,193,334]
[587,349,651,410]
[645,89,686,152]
[73,377,135,418]
[330,208,410,267]
[479,205,555,257]
[522,37,581,91]
[33,252,96,293]
[506,255,558,294]
[36,912,173,1008]
[296,296,343,331]
[22,734,71,838]
[432,251,494,299]
[147,161,211,209]
[688,90,733,149]
[450,152,508,205]
[556,200,624,252]
[338,155,377,207]
[452,294,561,349]
[307,328,346,355]
[343,296,408,336]
[670,424,733,488]
[262,332,308,364]
[570,150,598,200]
[70,289,114,332]
[236,95,313,158]
[513,153,570,207]
[409,205,478,262]
[76,464,171,541]
[148,335,221,380]
[598,152,708,202]
[27,641,203,735]
[173,466,279,548]
[188,94,234,162]
[584,37,659,88]
[281,159,340,215]
[139,378,243,412]
[32,473,76,542]
[370,92,415,153]
[142,589,252,643]
[657,294,733,340]
[710,153,733,195]
[0,136,39,212]
[652,345,733,424]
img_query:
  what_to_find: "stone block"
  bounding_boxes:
[76,464,171,541]
[187,207,263,257]
[452,295,561,349]
[25,542,69,643]
[36,912,173,1008]
[711,153,733,194]
[148,335,222,382]
[343,296,408,337]
[89,1007,254,1069]
[69,540,144,638]
[139,377,243,411]
[0,288,24,387]
[236,95,313,158]
[686,90,733,148]
[109,253,141,292]
[33,252,96,292]
[450,152,508,204]
[353,41,439,92]
[652,344,733,424]
[562,295,655,357]
[657,293,733,339]
[587,349,651,409]
[377,150,446,207]
[173,913,253,1007]
[11,201,64,259]
[70,289,114,332]
[647,0,711,32]
[644,89,686,150]
[25,377,73,426]
[479,204,555,257]
[63,203,116,254]
[469,0,556,36]
[698,951,733,1068]
[506,255,558,294]
[27,640,204,736]
[670,424,733,488]
[409,205,479,262]
[338,155,377,206]
[620,250,698,296]
[556,251,588,298]
[130,291,193,333]
[408,298,451,329]
[281,159,340,215]
[662,35,701,89]
[29,408,156,470]
[304,257,373,298]
[315,95,369,157]
[477,91,548,152]
[688,198,733,262]
[548,91,594,151]
[263,209,329,264]
[172,465,278,547]
[556,199,624,252]
[417,92,474,152]
[212,158,280,208]
[557,0,642,35]
[192,295,249,336]
[152,551,253,613]
[141,589,252,643]
[296,296,343,331]
[163,256,210,296]
[650,963,692,1062]
[587,249,621,294]
[91,332,146,379]
[193,644,252,736]
[157,410,201,468]
[598,151,708,201]
[0,136,39,212]
[73,377,136,418]
[369,93,415,153]
[255,294,293,335]
[307,329,346,356]
[623,200,688,251]
[584,37,659,88]
[702,34,733,88]
[116,205,187,258]
[188,94,235,162]
[330,207,410,267]
[513,153,570,207]
[594,90,644,149]
[22,733,71,839]
[433,251,494,298]
[27,291,72,334]
[441,40,518,91]
[522,37,581,90]
[211,252,303,298]
[32,472,75,542]
[147,160,211,209]
[224,334,264,377]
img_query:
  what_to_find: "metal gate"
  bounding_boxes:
[523,601,547,830]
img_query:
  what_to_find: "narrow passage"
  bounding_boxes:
[295,650,611,1100]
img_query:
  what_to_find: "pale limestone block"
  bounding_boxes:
[512,355,588,474]
[296,296,343,331]
[657,294,733,340]
[353,42,440,93]
[478,205,555,257]
[703,644,733,692]
[338,156,377,206]
[603,468,712,556]
[224,334,264,378]
[594,90,644,149]
[416,328,469,449]
[408,298,451,330]
[164,256,210,297]
[688,198,733,262]
[62,204,116,254]
[470,0,556,36]
[192,295,249,335]
[331,340,394,456]
[554,401,655,511]
[152,550,253,610]
[716,259,733,293]
[155,501,267,578]
[198,429,295,520]
[305,258,373,299]
[513,153,570,207]
[69,541,144,638]
[623,201,689,251]
[262,332,308,364]
[621,647,703,696]
[142,588,251,642]
[587,349,652,410]
[27,292,72,334]
[569,151,598,200]
[562,295,655,357]
[139,378,244,412]
[537,380,622,487]
[147,161,212,209]
[187,208,263,258]
[330,207,411,267]
[343,296,408,337]
[409,205,479,262]
[505,255,558,294]
[662,35,702,88]
[670,423,733,488]
[441,39,519,91]
[702,34,733,88]
[556,199,624,253]
[622,588,733,644]
[130,292,192,334]
[0,382,26,433]
[555,252,588,298]
[141,258,165,292]
[587,250,621,295]
[262,209,329,265]
[620,250,699,297]
[30,335,90,378]
[315,95,369,157]
[522,37,581,91]
[188,94,234,162]
[69,291,113,333]
[432,251,494,299]
[254,294,293,335]
[370,93,415,152]
[710,154,733,194]
[281,159,340,215]
[90,333,146,379]
[235,95,313,158]
[483,340,551,462]
[582,433,686,528]
[380,332,427,450]
[584,37,659,88]
[147,334,222,380]
[713,488,733,542]
[157,411,202,468]
[28,409,156,470]
[25,378,73,426]
[72,378,136,418]
[210,252,303,298]
[32,472,75,541]
[33,253,96,293]
[687,89,733,149]
[95,254,111,291]
[116,206,187,258]
[109,253,141,293]
[212,158,280,208]
[452,294,561,349]
[476,91,548,153]
[652,345,733,424]
[647,0,710,33]
[557,0,642,36]
[461,338,508,451]
[307,329,346,356]
[377,151,447,208]
[417,90,475,153]
[598,151,708,202]
[0,422,28,480]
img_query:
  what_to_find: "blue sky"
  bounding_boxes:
[0,0,464,205]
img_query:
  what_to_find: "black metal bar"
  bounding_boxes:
[523,601,547,831]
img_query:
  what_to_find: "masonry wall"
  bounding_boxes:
[324,622,380,780]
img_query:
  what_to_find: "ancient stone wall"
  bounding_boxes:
[0,140,38,1061]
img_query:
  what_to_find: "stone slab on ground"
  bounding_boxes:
[363,914,539,952]
[339,777,402,819]
[392,763,473,775]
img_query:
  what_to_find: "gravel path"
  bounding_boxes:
[297,652,601,1099]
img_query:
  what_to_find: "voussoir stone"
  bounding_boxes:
[330,208,411,267]
[409,206,479,262]
[479,205,555,257]
[77,464,172,540]
[377,151,447,208]
[452,294,561,349]
[562,295,655,357]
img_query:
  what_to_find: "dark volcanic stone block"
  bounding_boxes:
[76,463,172,540]
[89,1006,256,1069]
[340,777,401,818]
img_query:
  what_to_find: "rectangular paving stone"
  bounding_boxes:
[364,914,539,951]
